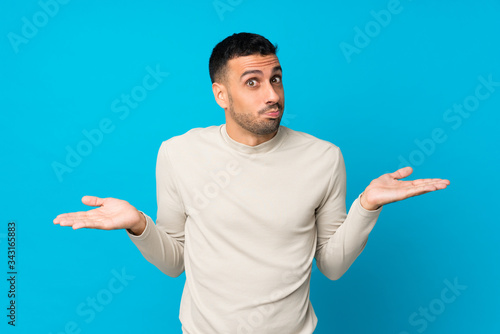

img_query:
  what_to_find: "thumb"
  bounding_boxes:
[389,166,413,180]
[82,196,105,207]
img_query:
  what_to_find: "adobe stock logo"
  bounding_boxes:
[213,0,243,21]
[398,277,467,334]
[398,74,499,169]
[339,0,411,63]
[236,268,303,334]
[49,267,135,334]
[7,0,71,54]
[51,64,169,182]
[185,160,242,215]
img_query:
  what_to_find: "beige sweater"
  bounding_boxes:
[127,124,382,334]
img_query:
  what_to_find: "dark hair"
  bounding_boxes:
[209,32,278,84]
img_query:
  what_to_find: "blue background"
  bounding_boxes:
[1,0,499,333]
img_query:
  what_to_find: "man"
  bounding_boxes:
[54,33,449,333]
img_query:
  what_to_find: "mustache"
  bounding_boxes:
[259,103,283,114]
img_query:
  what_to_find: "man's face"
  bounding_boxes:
[223,54,284,136]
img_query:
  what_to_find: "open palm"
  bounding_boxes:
[361,167,450,210]
[53,196,144,231]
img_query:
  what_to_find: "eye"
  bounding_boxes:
[271,76,282,84]
[246,79,258,87]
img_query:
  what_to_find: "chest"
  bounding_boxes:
[173,150,332,238]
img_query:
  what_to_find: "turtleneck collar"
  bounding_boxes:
[219,124,287,155]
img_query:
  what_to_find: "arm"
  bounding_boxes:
[53,141,186,277]
[314,147,382,280]
[126,141,186,277]
[315,147,450,280]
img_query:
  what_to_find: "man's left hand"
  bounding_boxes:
[359,166,450,211]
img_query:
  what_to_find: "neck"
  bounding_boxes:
[225,122,278,146]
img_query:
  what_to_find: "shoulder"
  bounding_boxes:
[281,126,341,158]
[159,125,221,151]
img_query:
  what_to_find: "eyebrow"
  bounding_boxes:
[240,65,282,80]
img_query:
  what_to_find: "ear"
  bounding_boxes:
[212,82,229,109]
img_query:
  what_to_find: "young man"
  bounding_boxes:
[54,33,449,333]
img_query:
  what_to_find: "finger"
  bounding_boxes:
[55,215,108,230]
[54,210,93,224]
[82,196,105,207]
[388,166,413,180]
[73,222,87,230]
[405,182,449,197]
[72,218,111,230]
[54,215,87,227]
[72,219,102,230]
[413,180,450,189]
[54,213,76,224]
[411,178,451,186]
[53,210,106,228]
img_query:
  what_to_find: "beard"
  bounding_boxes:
[227,93,284,136]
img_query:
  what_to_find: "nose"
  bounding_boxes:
[264,82,280,105]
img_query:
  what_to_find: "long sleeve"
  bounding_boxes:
[126,141,186,277]
[314,146,382,280]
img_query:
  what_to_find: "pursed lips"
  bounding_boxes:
[265,109,279,114]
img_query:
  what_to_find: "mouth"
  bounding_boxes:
[262,109,281,118]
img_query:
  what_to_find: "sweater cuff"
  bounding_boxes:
[126,211,154,241]
[355,193,383,217]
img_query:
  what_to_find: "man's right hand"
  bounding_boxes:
[53,196,147,235]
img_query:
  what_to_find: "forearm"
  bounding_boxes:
[127,212,185,277]
[316,194,382,280]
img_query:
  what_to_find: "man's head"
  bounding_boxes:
[209,33,285,144]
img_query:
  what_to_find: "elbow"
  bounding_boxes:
[323,268,346,281]
[170,272,184,278]
[317,261,348,281]
[145,253,185,278]
[164,265,185,278]
[156,242,185,277]
[316,245,365,281]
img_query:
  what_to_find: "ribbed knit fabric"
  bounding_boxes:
[127,124,382,333]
